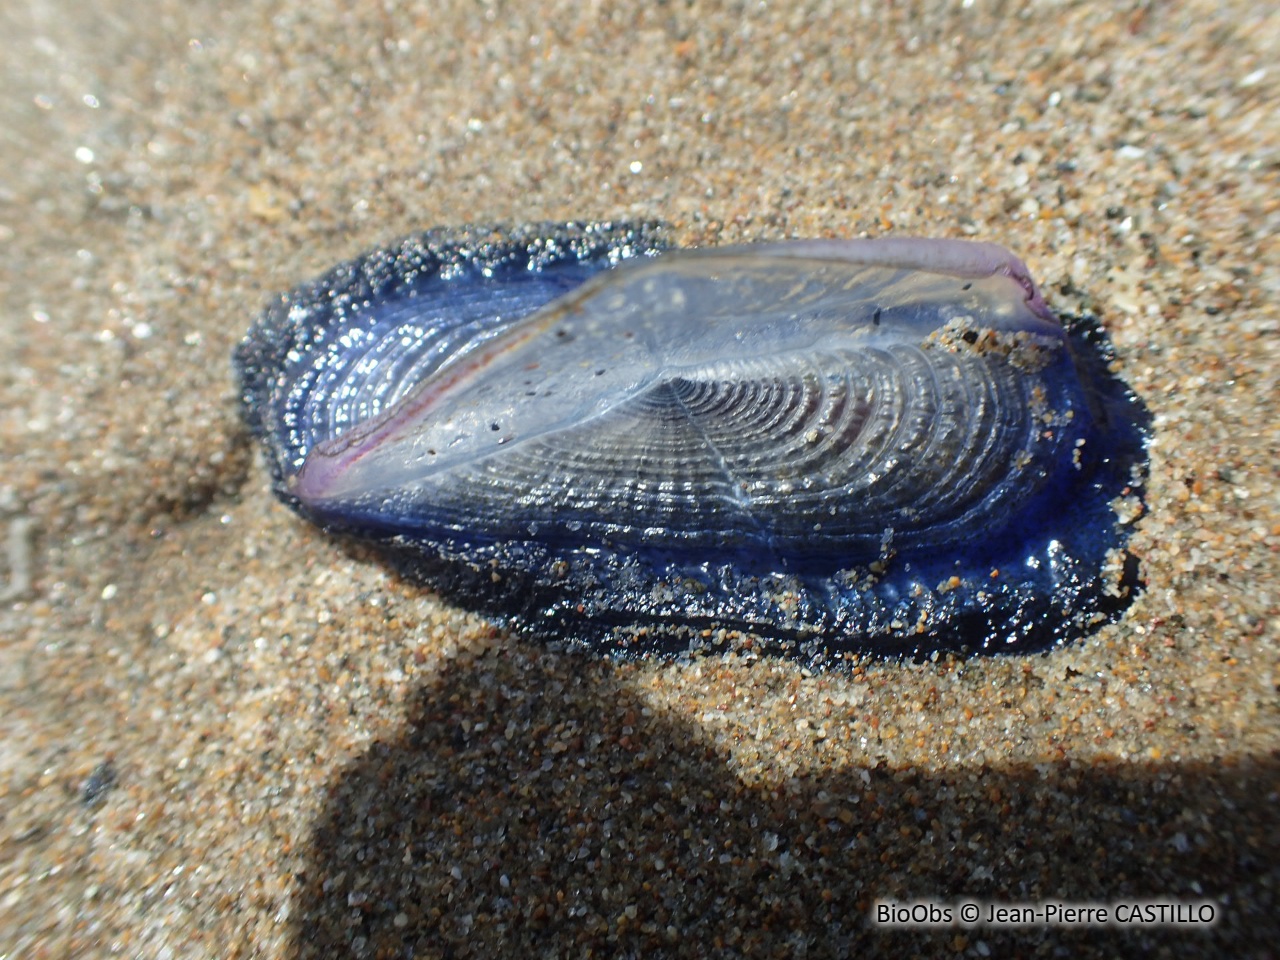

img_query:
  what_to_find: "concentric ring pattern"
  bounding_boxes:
[235,223,1148,659]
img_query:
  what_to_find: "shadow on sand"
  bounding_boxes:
[287,646,1276,958]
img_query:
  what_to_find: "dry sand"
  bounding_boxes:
[1,1,1276,957]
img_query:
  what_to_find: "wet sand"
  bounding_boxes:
[1,1,1276,956]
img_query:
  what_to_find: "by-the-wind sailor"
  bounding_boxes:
[235,221,1147,660]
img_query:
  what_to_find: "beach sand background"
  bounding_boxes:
[1,0,1276,956]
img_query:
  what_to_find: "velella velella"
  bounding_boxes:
[234,221,1148,661]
